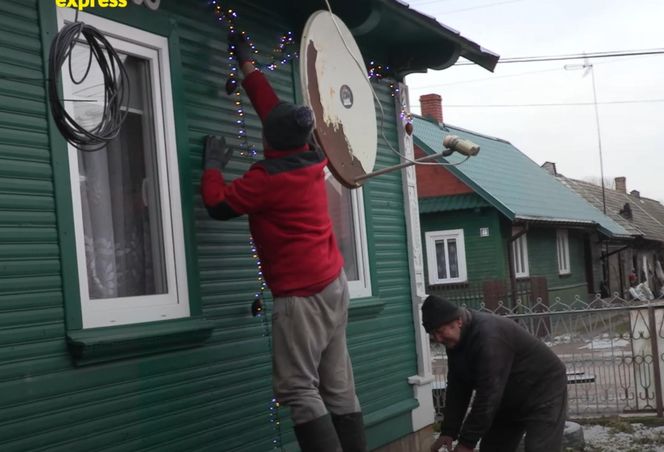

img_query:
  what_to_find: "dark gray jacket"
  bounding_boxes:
[440,310,566,449]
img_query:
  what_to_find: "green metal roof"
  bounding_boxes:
[412,116,631,239]
[420,193,489,213]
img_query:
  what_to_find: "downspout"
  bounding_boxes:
[605,240,610,294]
[396,81,435,431]
[595,236,610,293]
[619,251,625,297]
[508,223,529,307]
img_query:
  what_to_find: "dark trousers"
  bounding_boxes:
[480,388,568,452]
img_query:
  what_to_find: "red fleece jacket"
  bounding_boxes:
[201,70,343,296]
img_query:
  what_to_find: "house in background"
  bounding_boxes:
[543,165,664,298]
[412,94,631,310]
[0,1,499,450]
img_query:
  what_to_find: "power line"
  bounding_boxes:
[410,53,658,89]
[410,98,664,108]
[406,0,456,6]
[412,67,563,89]
[455,48,664,65]
[429,0,527,15]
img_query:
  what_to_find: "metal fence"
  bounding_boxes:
[426,278,536,311]
[431,294,664,419]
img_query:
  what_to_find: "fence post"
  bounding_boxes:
[647,303,664,417]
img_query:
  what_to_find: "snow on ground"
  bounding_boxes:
[583,423,664,452]
[578,338,630,350]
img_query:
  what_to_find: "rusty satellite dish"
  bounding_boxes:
[300,10,377,188]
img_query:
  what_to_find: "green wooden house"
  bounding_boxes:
[411,100,631,310]
[0,0,498,450]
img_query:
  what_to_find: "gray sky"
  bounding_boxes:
[405,0,664,203]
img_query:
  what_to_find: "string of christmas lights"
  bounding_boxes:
[368,61,413,135]
[204,4,416,447]
[249,237,267,317]
[210,1,299,158]
[249,237,283,450]
[207,4,289,447]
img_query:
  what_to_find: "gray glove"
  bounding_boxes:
[203,135,233,170]
[228,31,253,65]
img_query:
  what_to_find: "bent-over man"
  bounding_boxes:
[423,295,567,452]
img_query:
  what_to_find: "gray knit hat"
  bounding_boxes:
[421,295,461,333]
[263,101,314,150]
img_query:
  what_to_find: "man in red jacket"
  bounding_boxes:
[201,32,366,452]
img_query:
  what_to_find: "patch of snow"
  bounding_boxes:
[584,423,664,452]
[545,334,574,347]
[579,338,630,350]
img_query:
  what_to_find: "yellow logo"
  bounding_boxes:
[55,0,129,10]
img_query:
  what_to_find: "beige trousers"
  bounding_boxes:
[271,270,361,425]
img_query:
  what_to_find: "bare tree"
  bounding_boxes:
[582,176,615,190]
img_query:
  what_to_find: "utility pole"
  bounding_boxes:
[565,59,607,214]
[565,58,610,295]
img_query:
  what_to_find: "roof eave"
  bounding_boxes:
[376,0,499,76]
[243,0,499,78]
[514,216,596,226]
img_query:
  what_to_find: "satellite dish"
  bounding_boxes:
[300,10,378,188]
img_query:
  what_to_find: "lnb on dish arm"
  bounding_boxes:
[443,135,480,156]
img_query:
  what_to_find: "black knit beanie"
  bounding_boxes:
[263,101,314,150]
[421,295,461,333]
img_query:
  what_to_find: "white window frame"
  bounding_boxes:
[556,229,571,275]
[324,171,372,298]
[512,233,530,278]
[425,229,468,285]
[58,9,189,328]
[347,187,372,298]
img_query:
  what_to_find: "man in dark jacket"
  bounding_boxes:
[201,32,366,452]
[422,295,567,452]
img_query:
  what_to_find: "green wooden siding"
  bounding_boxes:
[421,206,590,307]
[0,0,72,387]
[526,228,589,302]
[0,1,418,451]
[421,208,507,284]
[349,81,416,449]
[420,208,507,309]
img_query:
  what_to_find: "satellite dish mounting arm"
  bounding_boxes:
[354,135,480,184]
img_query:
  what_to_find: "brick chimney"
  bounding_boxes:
[630,189,640,198]
[420,93,443,124]
[541,162,557,176]
[615,177,626,194]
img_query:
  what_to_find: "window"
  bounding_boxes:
[512,233,529,278]
[325,172,371,298]
[58,9,189,328]
[425,229,467,284]
[556,229,571,275]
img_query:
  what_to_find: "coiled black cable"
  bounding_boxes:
[48,21,130,151]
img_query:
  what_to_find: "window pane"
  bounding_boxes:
[558,234,564,271]
[448,239,459,278]
[72,51,167,299]
[435,240,448,279]
[558,230,569,273]
[325,176,359,281]
[513,239,523,274]
[512,241,518,273]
